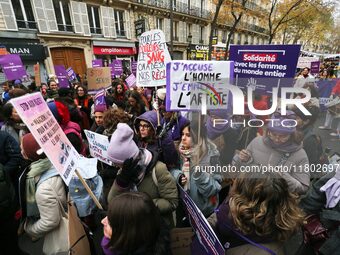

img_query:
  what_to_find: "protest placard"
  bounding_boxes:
[11,92,80,185]
[0,54,27,80]
[110,60,123,77]
[54,65,70,88]
[66,67,78,82]
[137,29,171,87]
[179,187,225,255]
[125,73,137,88]
[87,67,112,93]
[310,61,321,76]
[84,130,112,166]
[317,78,339,111]
[34,63,41,87]
[131,60,137,76]
[94,89,107,112]
[92,59,103,68]
[297,57,319,69]
[166,60,234,112]
[229,45,301,94]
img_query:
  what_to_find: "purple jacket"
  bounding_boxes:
[134,111,179,169]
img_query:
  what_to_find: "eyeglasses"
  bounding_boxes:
[139,124,151,130]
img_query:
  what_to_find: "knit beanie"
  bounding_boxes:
[22,133,46,161]
[48,101,70,125]
[107,123,139,164]
[267,111,296,134]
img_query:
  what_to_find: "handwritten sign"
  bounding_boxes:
[136,29,171,87]
[87,67,112,93]
[34,63,41,87]
[229,45,301,94]
[11,93,80,185]
[84,130,112,166]
[179,187,225,255]
[166,61,234,112]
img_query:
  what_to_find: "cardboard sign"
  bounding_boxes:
[92,59,103,68]
[87,67,112,93]
[166,60,234,112]
[54,65,69,88]
[137,29,171,87]
[34,63,41,87]
[84,130,112,166]
[229,45,301,94]
[125,73,137,88]
[179,187,225,255]
[0,54,27,80]
[11,93,80,185]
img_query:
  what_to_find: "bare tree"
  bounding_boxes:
[208,0,225,60]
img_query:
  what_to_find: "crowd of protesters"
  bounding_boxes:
[0,67,339,255]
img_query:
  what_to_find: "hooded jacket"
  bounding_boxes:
[134,111,179,169]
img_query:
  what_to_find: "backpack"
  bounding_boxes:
[0,163,16,217]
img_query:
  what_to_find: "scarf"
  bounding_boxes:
[206,115,229,140]
[26,158,53,217]
[178,145,192,191]
[263,136,302,154]
[135,148,152,185]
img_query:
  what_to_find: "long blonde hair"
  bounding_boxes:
[229,172,305,241]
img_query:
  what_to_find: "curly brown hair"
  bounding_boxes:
[103,108,130,130]
[229,172,305,241]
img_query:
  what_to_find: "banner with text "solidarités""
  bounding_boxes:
[137,30,171,87]
[229,45,301,94]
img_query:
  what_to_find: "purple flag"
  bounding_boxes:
[92,59,103,68]
[125,73,136,88]
[131,61,137,76]
[0,54,27,80]
[54,65,69,88]
[94,89,107,112]
[112,60,123,77]
[66,67,77,82]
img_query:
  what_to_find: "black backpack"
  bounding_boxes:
[0,163,16,217]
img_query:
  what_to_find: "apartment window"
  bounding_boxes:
[199,26,204,43]
[156,18,163,30]
[11,0,36,29]
[87,5,101,34]
[53,0,73,32]
[173,21,179,41]
[114,10,125,37]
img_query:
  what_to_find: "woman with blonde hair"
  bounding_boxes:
[208,172,305,255]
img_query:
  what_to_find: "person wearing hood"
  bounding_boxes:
[134,110,180,170]
[107,123,178,227]
[172,121,223,217]
[22,133,68,255]
[233,111,310,195]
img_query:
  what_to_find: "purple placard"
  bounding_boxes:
[94,89,107,112]
[310,61,320,76]
[54,65,69,88]
[0,54,27,80]
[92,59,103,68]
[125,73,136,88]
[108,63,115,78]
[131,61,137,76]
[179,187,225,255]
[66,67,77,82]
[112,60,123,77]
[317,78,338,111]
[229,44,301,94]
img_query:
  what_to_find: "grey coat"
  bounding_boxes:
[233,136,310,195]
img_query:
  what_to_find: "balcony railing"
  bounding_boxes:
[17,20,37,30]
[131,0,210,19]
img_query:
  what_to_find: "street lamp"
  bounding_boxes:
[187,33,192,60]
